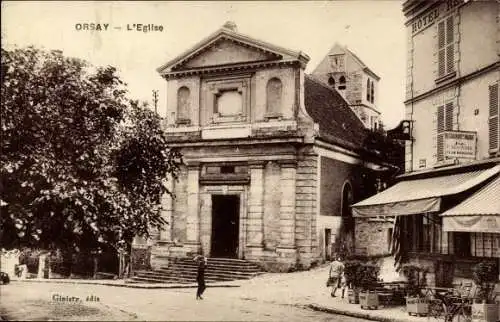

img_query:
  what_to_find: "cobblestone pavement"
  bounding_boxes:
[0,264,425,322]
[0,281,367,321]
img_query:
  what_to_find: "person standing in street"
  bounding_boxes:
[327,256,345,297]
[194,255,207,300]
[339,271,347,299]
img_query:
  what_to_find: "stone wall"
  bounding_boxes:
[295,152,318,268]
[354,218,393,257]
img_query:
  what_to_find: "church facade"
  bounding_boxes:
[148,23,390,272]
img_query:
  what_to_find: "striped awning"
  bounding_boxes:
[352,164,500,218]
[441,175,500,233]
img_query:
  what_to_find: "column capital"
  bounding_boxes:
[278,160,298,168]
[248,160,265,169]
[186,161,201,170]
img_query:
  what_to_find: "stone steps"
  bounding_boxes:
[160,263,261,273]
[126,275,193,284]
[138,269,260,280]
[132,271,240,282]
[127,257,263,284]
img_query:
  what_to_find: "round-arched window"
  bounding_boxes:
[177,86,190,120]
[338,76,346,90]
[341,183,353,218]
[366,79,371,101]
[328,76,336,87]
[266,78,282,114]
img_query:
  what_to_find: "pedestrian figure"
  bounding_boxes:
[339,271,347,299]
[194,255,207,300]
[327,256,345,297]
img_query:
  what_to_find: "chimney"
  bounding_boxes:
[222,21,237,32]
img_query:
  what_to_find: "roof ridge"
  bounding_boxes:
[344,47,367,68]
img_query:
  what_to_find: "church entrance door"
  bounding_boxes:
[211,195,240,258]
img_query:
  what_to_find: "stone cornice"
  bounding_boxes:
[161,60,302,80]
[186,161,201,169]
[248,160,266,168]
[362,67,381,81]
[157,26,311,75]
[170,36,283,72]
[403,0,437,20]
[165,135,304,148]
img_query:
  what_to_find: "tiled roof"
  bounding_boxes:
[304,75,368,150]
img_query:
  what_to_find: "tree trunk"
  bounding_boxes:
[92,255,98,279]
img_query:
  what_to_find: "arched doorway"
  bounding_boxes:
[336,182,355,257]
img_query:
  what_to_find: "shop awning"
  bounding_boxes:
[441,175,500,233]
[352,164,500,218]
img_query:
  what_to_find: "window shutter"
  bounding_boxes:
[437,21,446,78]
[366,79,370,102]
[446,16,455,74]
[437,105,445,161]
[489,83,499,152]
[370,81,375,103]
[445,102,453,130]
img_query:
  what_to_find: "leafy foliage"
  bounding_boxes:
[472,261,498,303]
[0,46,181,255]
[362,125,405,176]
[343,260,362,289]
[401,264,428,297]
[343,260,379,290]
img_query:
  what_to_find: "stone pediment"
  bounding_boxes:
[182,38,279,69]
[157,25,310,77]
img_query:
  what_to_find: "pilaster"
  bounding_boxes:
[276,160,297,269]
[278,160,297,248]
[159,175,174,243]
[186,162,200,244]
[246,161,265,250]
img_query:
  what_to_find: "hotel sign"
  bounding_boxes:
[411,0,468,35]
[444,131,477,160]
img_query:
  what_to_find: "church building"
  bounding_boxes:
[149,22,390,272]
[312,43,381,131]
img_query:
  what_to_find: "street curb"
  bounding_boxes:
[307,304,410,322]
[12,279,241,289]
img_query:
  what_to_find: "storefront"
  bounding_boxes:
[352,160,500,286]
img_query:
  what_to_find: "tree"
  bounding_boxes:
[0,46,181,261]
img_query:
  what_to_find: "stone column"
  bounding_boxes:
[159,175,174,242]
[186,163,200,245]
[276,160,297,271]
[247,161,265,251]
[278,161,297,247]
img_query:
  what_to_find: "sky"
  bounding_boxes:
[2,1,406,128]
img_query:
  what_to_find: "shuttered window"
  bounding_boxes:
[437,16,455,78]
[370,80,375,103]
[366,79,371,102]
[437,102,454,161]
[489,83,499,152]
